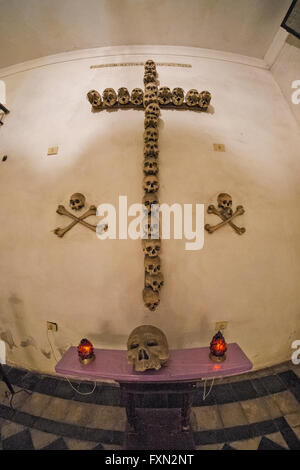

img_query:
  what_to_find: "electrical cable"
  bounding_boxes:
[47,329,96,396]
[202,377,215,401]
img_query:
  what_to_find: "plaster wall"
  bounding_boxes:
[0,46,299,374]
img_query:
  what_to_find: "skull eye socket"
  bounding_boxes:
[155,246,160,251]
[75,200,80,204]
[130,343,139,349]
[146,247,152,252]
[147,341,158,347]
[148,265,153,269]
[157,265,160,270]
[153,281,158,286]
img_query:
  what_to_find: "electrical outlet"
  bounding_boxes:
[47,321,58,332]
[215,321,228,331]
[213,143,226,152]
[47,146,59,156]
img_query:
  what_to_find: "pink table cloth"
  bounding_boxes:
[55,343,252,383]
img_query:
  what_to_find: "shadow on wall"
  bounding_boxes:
[287,33,300,49]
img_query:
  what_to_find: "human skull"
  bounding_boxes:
[103,88,117,107]
[145,272,164,292]
[143,174,159,193]
[70,193,85,211]
[117,87,130,105]
[144,156,158,175]
[158,87,172,105]
[199,91,211,110]
[142,216,159,239]
[145,82,158,96]
[143,193,159,215]
[144,115,159,129]
[127,324,168,371]
[144,127,159,143]
[144,72,157,86]
[144,60,157,74]
[144,92,159,108]
[144,142,159,158]
[172,87,184,106]
[185,89,199,107]
[142,238,161,257]
[131,88,144,106]
[144,255,161,275]
[87,90,102,109]
[145,102,160,118]
[217,193,233,217]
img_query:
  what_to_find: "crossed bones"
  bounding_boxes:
[205,205,246,235]
[54,205,108,238]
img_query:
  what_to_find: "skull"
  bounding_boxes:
[145,82,158,96]
[70,193,85,211]
[185,89,199,107]
[117,87,130,105]
[158,87,172,105]
[144,115,159,129]
[144,142,159,158]
[144,60,157,74]
[144,72,157,86]
[142,216,159,239]
[144,92,159,108]
[143,193,159,215]
[144,255,161,275]
[199,91,211,110]
[131,88,144,106]
[142,238,161,257]
[143,174,159,193]
[127,324,168,371]
[144,127,159,143]
[217,193,233,217]
[87,90,102,109]
[172,87,184,106]
[145,102,160,118]
[144,156,158,175]
[102,88,117,107]
[145,272,164,292]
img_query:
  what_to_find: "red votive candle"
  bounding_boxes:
[77,338,95,365]
[209,331,227,363]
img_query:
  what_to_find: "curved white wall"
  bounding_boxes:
[0,46,299,374]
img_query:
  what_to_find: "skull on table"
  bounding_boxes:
[158,87,172,105]
[185,89,199,107]
[172,87,184,106]
[87,90,102,109]
[127,324,168,371]
[199,91,211,110]
[117,87,130,105]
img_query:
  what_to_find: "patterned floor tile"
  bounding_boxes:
[42,437,68,450]
[2,429,34,450]
[264,432,289,449]
[193,405,223,431]
[63,437,98,450]
[284,411,300,428]
[218,402,248,428]
[19,392,52,417]
[261,395,282,419]
[1,421,25,440]
[272,391,300,415]
[257,436,286,450]
[30,428,59,449]
[195,443,224,450]
[240,398,272,423]
[40,396,71,422]
[230,437,261,450]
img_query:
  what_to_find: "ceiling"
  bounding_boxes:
[0,0,292,69]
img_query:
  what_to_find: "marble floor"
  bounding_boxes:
[0,362,299,450]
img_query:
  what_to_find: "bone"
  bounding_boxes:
[55,205,97,237]
[207,204,245,235]
[205,206,245,234]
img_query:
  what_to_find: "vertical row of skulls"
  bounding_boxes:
[143,60,163,311]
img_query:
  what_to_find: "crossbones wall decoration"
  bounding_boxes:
[205,193,246,235]
[54,194,108,238]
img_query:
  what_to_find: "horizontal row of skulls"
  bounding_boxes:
[87,87,211,109]
[143,60,163,312]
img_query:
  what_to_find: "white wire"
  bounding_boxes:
[202,377,215,401]
[47,329,96,396]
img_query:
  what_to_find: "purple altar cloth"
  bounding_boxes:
[55,343,252,383]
